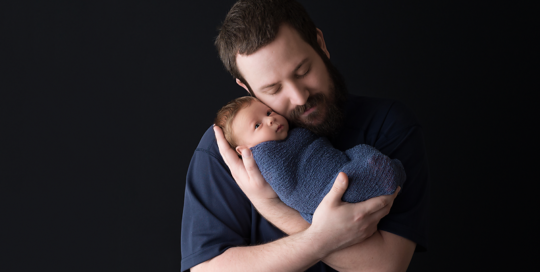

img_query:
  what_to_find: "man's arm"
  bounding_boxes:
[207,126,414,272]
[246,170,414,272]
[192,172,412,272]
[322,230,415,272]
[191,227,326,272]
[191,173,363,272]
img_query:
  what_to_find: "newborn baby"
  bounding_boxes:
[215,96,405,223]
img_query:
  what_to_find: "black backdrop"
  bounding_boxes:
[3,0,526,271]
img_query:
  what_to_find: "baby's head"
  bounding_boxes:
[215,96,289,154]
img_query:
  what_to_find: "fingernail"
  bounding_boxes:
[339,174,345,184]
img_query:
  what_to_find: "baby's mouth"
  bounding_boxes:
[276,125,283,132]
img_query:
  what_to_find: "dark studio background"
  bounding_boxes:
[2,0,527,271]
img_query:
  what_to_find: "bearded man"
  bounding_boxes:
[181,1,429,271]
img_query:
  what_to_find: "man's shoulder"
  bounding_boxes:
[347,94,394,107]
[192,125,221,159]
[334,94,420,149]
[345,94,419,133]
[196,125,217,148]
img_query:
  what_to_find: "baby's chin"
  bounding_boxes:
[278,130,289,141]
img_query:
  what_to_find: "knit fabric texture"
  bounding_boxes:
[250,128,406,223]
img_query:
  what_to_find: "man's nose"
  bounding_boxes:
[287,81,309,107]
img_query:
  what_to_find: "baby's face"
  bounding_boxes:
[232,100,289,149]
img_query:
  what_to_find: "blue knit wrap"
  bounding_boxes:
[250,128,406,223]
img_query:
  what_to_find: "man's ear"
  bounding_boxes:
[316,28,330,59]
[236,78,250,94]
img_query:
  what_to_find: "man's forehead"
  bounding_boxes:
[235,25,313,88]
[236,52,311,92]
[236,51,282,86]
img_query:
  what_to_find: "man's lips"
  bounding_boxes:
[302,106,316,117]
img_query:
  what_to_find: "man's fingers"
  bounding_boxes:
[369,188,400,220]
[214,127,277,201]
[360,186,401,215]
[321,172,349,206]
[394,186,401,197]
[386,185,400,208]
[239,148,261,178]
[213,125,242,167]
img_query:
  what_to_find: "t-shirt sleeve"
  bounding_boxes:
[375,101,430,251]
[181,128,253,271]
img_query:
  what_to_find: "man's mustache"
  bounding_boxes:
[289,93,326,120]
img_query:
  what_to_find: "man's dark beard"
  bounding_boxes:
[288,55,348,138]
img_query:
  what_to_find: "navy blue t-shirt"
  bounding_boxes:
[181,95,429,271]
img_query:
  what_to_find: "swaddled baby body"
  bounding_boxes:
[215,96,405,223]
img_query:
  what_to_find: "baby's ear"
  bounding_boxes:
[235,146,244,156]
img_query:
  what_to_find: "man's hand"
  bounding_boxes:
[309,172,401,254]
[214,125,278,202]
[215,124,401,256]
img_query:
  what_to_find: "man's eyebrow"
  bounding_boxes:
[259,58,309,93]
[259,82,278,93]
[292,58,309,74]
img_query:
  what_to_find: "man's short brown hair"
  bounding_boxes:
[215,0,325,96]
[214,96,258,149]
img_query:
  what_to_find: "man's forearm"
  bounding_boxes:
[251,198,311,235]
[322,230,415,272]
[253,199,416,272]
[191,228,328,272]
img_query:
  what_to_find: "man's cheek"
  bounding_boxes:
[285,112,295,121]
[281,105,295,120]
[271,99,290,118]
